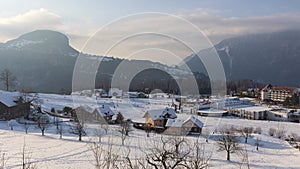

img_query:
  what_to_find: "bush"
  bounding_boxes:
[276,128,286,139]
[291,133,299,142]
[63,106,73,113]
[269,128,276,136]
[254,127,262,134]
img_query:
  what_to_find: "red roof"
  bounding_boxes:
[271,86,296,92]
[261,84,296,93]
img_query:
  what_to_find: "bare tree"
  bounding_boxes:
[53,116,59,133]
[102,123,109,135]
[238,145,250,169]
[7,120,14,130]
[144,124,151,137]
[88,142,104,169]
[0,149,7,169]
[217,127,241,161]
[254,137,261,151]
[58,123,63,139]
[0,69,17,91]
[94,123,109,143]
[238,127,253,143]
[71,121,85,141]
[20,89,34,103]
[118,119,132,145]
[124,150,148,169]
[24,122,30,134]
[145,136,190,169]
[88,138,120,169]
[37,115,50,136]
[22,140,37,169]
[185,139,211,169]
[276,124,286,139]
[269,125,286,139]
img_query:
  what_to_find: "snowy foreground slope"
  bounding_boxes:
[0,93,300,168]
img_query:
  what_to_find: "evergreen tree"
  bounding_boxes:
[116,112,124,124]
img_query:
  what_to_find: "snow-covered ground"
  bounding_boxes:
[1,93,300,168]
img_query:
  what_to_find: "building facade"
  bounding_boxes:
[261,84,299,102]
[0,98,30,120]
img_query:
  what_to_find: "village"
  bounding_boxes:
[1,83,300,138]
[0,83,300,168]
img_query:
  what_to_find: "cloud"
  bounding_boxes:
[0,8,63,41]
[1,8,300,65]
[74,10,300,65]
[185,9,300,43]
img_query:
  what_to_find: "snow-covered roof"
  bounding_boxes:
[185,116,203,128]
[75,104,116,118]
[145,107,177,120]
[228,105,272,112]
[0,90,20,107]
[95,105,115,117]
[197,108,227,114]
[76,105,94,113]
[165,118,185,127]
[166,116,203,128]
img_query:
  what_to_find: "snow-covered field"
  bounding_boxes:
[1,93,300,168]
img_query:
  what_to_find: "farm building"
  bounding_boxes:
[0,91,30,120]
[165,116,203,135]
[143,107,177,128]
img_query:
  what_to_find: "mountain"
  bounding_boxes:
[183,30,300,86]
[0,30,196,93]
[0,30,78,92]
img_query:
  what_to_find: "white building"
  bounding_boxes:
[226,105,272,120]
[261,84,300,102]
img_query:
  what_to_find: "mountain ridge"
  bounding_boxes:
[0,30,197,93]
[184,30,300,87]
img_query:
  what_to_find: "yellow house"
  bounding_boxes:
[143,107,177,128]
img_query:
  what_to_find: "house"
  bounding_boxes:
[143,108,177,128]
[93,105,115,123]
[74,105,95,122]
[261,84,300,102]
[165,116,203,135]
[74,105,115,123]
[0,91,30,120]
[94,88,105,98]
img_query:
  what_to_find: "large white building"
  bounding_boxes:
[261,84,300,102]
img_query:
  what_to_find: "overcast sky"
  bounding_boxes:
[1,0,300,65]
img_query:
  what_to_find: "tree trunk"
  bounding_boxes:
[79,133,82,141]
[227,151,230,161]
